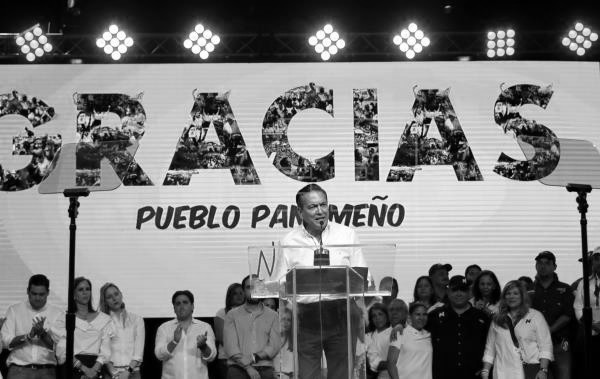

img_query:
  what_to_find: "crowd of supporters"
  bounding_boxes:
[1,248,599,379]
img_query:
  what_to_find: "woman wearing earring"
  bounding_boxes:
[481,280,553,379]
[99,283,144,379]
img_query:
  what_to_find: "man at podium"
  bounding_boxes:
[273,184,370,379]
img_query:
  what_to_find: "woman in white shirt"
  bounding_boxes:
[366,302,392,379]
[273,307,294,379]
[387,302,432,379]
[213,283,245,379]
[471,270,501,316]
[99,283,145,379]
[481,280,553,379]
[56,277,114,379]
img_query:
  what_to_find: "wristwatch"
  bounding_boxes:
[127,367,134,374]
[540,367,548,373]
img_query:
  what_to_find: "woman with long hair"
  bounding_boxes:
[214,283,245,378]
[98,283,145,379]
[387,302,432,379]
[412,276,444,313]
[273,307,294,379]
[366,302,392,379]
[55,277,114,379]
[481,280,553,379]
[471,270,502,316]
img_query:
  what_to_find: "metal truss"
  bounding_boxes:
[1,31,597,63]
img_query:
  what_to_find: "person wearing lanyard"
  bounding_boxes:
[0,274,63,379]
[481,280,553,379]
[98,283,145,379]
[271,184,371,379]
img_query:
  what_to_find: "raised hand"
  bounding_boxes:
[196,331,208,349]
[174,325,183,343]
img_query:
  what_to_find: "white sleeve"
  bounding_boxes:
[154,324,173,361]
[482,323,497,365]
[50,315,66,365]
[534,313,554,361]
[0,307,16,349]
[573,280,584,321]
[201,324,217,362]
[97,318,115,365]
[132,315,145,362]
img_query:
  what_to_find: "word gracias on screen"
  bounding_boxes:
[1,82,560,191]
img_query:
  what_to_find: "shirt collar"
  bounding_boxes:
[300,222,330,240]
[171,317,199,325]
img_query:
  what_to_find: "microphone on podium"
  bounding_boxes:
[313,220,330,266]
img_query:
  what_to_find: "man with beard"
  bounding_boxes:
[224,275,280,379]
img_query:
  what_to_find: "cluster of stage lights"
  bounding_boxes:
[13,21,600,62]
[308,24,345,61]
[95,25,134,60]
[562,22,598,56]
[486,29,515,58]
[15,25,53,62]
[392,23,430,59]
[183,24,221,59]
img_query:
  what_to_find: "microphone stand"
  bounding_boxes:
[63,188,90,379]
[314,221,329,266]
[566,183,593,379]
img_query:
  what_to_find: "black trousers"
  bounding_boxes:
[296,299,361,379]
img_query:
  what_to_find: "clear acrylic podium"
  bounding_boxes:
[249,243,399,379]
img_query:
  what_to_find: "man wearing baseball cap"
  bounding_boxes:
[426,275,490,379]
[428,263,452,304]
[529,251,574,379]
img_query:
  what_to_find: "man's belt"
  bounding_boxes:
[11,364,56,370]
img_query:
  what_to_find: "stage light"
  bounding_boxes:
[96,24,133,61]
[183,24,220,60]
[393,23,429,59]
[486,28,515,58]
[309,24,345,61]
[15,24,52,62]
[562,22,597,56]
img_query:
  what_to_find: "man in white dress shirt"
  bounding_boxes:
[273,184,370,379]
[154,290,216,379]
[0,275,63,379]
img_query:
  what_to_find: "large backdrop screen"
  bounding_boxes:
[1,62,600,316]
